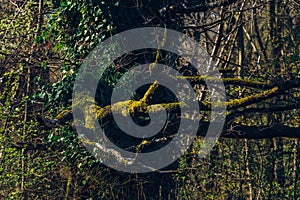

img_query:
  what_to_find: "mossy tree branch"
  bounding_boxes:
[37,79,300,139]
[182,76,272,89]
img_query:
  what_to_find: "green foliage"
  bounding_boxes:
[1,0,300,199]
[47,0,117,59]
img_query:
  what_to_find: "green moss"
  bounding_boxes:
[226,86,279,109]
[141,81,158,103]
[177,76,271,89]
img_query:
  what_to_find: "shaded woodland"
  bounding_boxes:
[0,0,300,199]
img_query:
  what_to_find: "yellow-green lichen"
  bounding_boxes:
[141,81,158,103]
